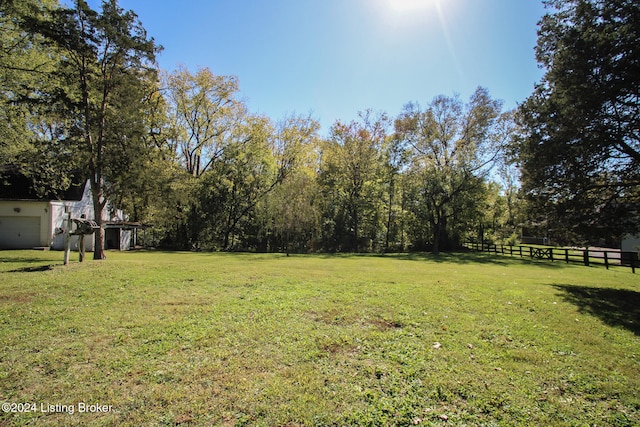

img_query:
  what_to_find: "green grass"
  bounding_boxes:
[1,250,639,426]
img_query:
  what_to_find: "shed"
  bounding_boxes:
[0,174,142,251]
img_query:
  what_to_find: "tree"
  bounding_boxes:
[268,116,321,255]
[517,0,640,243]
[25,0,160,259]
[380,133,409,251]
[195,114,319,251]
[318,111,388,252]
[164,66,244,177]
[396,88,511,254]
[477,180,523,246]
[107,78,178,224]
[269,170,319,255]
[0,0,75,195]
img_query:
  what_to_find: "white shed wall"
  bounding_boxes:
[0,201,50,248]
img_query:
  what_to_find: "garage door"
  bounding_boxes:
[0,216,42,249]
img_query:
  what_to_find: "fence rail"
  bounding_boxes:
[463,242,637,274]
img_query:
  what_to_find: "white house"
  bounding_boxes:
[0,179,139,251]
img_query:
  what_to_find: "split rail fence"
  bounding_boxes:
[463,242,638,274]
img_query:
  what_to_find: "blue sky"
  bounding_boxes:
[89,0,547,133]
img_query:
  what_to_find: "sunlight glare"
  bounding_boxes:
[388,0,439,14]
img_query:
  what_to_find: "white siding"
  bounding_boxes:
[49,181,95,251]
[121,229,131,250]
[1,181,130,250]
[0,216,41,248]
[0,201,49,248]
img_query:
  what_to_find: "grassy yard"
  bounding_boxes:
[0,250,638,426]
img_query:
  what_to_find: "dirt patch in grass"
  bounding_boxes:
[367,317,404,331]
[0,292,36,303]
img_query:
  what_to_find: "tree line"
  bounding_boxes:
[1,0,637,256]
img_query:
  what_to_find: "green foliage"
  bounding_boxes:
[266,116,321,254]
[396,88,512,253]
[1,250,638,426]
[2,1,524,255]
[196,117,277,250]
[4,0,162,258]
[476,180,525,246]
[317,111,389,252]
[517,0,640,244]
[147,90,517,254]
[164,65,244,177]
[0,0,78,196]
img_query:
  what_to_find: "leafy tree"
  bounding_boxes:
[0,0,75,194]
[267,116,321,255]
[194,114,319,250]
[164,66,244,177]
[269,169,319,255]
[396,88,511,254]
[517,0,640,244]
[108,79,178,223]
[381,132,410,251]
[477,181,523,246]
[28,0,161,259]
[318,111,388,252]
[161,66,259,250]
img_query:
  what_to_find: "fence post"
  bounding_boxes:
[583,248,590,267]
[550,248,554,261]
[530,246,533,259]
[603,251,609,270]
[63,212,71,266]
[565,249,569,264]
[519,246,523,257]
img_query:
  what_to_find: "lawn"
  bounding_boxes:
[0,250,638,426]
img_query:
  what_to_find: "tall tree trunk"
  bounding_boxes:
[285,229,290,257]
[93,220,106,259]
[351,187,360,252]
[385,178,394,251]
[432,209,443,255]
[223,184,236,250]
[92,179,106,260]
[432,224,441,255]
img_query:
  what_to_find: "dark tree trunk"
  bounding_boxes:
[91,180,106,260]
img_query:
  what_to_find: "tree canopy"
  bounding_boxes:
[517,0,640,244]
[396,88,512,253]
[13,0,630,254]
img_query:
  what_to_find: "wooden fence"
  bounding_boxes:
[463,242,638,274]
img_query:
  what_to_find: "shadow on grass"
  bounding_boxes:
[398,252,512,265]
[554,284,640,336]
[6,264,56,273]
[309,251,502,264]
[310,251,567,268]
[0,255,60,273]
[0,256,54,264]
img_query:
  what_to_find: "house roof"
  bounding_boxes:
[105,221,150,230]
[0,166,86,201]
